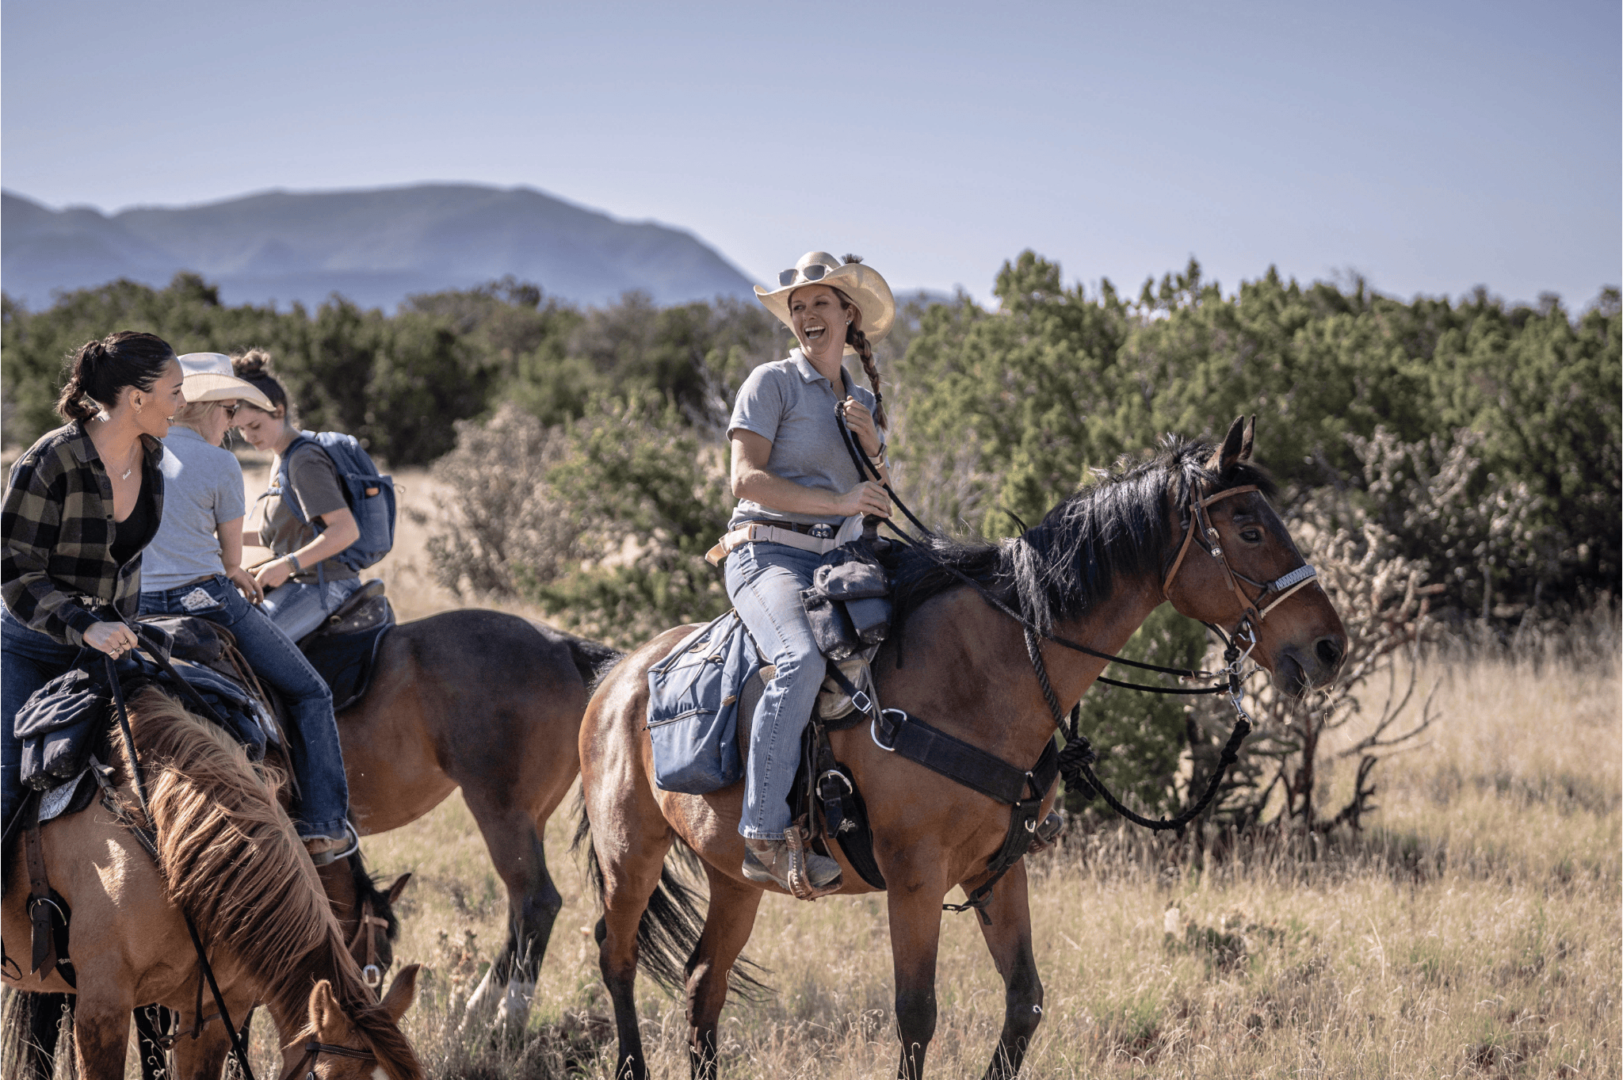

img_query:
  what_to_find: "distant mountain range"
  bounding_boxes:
[1,184,760,311]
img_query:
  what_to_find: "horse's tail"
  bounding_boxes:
[563,635,622,696]
[571,794,768,1001]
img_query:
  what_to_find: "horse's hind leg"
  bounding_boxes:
[970,862,1043,1080]
[685,868,763,1080]
[460,801,563,1035]
[595,830,676,1080]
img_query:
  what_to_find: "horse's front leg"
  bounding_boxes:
[886,866,948,1080]
[69,985,136,1080]
[971,861,1043,1079]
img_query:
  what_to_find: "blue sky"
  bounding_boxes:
[4,0,1617,308]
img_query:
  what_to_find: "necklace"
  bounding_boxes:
[116,443,140,481]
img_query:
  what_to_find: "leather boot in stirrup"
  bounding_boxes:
[742,831,842,900]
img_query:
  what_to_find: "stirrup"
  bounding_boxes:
[304,820,360,867]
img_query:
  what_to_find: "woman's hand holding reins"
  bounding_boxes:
[836,480,891,519]
[839,397,883,459]
[84,619,138,658]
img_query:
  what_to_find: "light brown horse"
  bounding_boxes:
[1,688,423,1080]
[335,608,618,1027]
[578,419,1348,1079]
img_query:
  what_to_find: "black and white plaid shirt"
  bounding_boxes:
[2,421,165,645]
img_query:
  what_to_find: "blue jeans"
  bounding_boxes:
[725,542,826,840]
[141,575,349,840]
[2,608,86,827]
[258,576,367,643]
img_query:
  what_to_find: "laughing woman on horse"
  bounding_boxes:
[1,332,184,829]
[137,353,352,857]
[717,251,895,895]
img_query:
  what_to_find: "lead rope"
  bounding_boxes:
[1028,626,1255,832]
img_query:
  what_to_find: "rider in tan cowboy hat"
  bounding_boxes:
[718,251,895,896]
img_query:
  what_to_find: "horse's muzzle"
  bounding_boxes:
[1276,634,1346,696]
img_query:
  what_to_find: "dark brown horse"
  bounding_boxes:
[337,607,617,1027]
[578,419,1348,1079]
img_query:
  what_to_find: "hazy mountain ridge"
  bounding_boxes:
[2,184,759,310]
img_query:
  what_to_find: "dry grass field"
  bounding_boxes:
[34,459,1620,1078]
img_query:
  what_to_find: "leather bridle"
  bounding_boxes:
[1161,483,1321,635]
[278,1038,378,1080]
[346,896,390,989]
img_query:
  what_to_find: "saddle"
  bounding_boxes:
[298,580,394,712]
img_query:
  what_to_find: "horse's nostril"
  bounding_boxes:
[1316,637,1344,669]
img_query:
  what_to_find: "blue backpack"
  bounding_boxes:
[270,431,396,573]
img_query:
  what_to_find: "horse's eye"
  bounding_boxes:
[1239,528,1262,544]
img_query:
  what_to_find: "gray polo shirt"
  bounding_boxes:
[141,425,247,591]
[727,350,883,529]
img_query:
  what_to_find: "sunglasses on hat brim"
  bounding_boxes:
[778,263,837,288]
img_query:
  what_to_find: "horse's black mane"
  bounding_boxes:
[885,436,1277,635]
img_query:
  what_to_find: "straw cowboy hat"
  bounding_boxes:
[176,353,273,409]
[755,251,896,345]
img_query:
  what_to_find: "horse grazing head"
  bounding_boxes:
[321,851,412,993]
[298,964,423,1080]
[1162,416,1346,695]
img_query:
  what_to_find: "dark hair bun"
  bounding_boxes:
[232,350,272,378]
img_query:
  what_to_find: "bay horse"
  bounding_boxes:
[1,687,423,1080]
[578,418,1348,1079]
[335,608,618,1026]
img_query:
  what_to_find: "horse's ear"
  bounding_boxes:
[380,963,420,1023]
[307,979,348,1042]
[1205,416,1247,473]
[385,873,412,906]
[1240,415,1256,462]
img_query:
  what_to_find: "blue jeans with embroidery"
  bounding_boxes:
[258,576,367,644]
[140,575,349,840]
[725,541,825,841]
[2,607,85,828]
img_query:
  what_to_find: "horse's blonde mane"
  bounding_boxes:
[120,689,421,1080]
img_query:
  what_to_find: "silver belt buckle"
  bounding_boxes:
[809,523,835,540]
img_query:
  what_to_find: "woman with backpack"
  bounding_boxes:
[137,353,352,856]
[229,350,371,642]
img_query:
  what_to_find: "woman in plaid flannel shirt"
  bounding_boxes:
[1,331,184,827]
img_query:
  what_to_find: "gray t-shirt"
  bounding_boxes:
[141,425,247,592]
[727,350,883,529]
[256,441,358,583]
